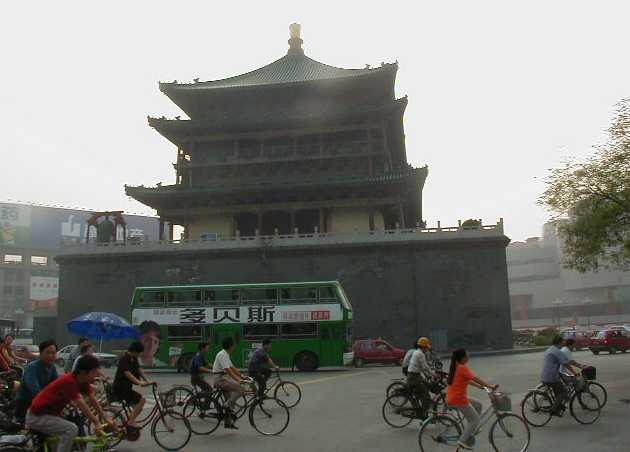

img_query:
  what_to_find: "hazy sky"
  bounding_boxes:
[1,1,629,241]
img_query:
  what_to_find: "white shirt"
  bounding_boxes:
[560,346,574,362]
[212,349,234,374]
[402,349,415,368]
[408,349,433,377]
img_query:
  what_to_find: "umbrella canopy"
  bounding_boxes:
[67,312,139,341]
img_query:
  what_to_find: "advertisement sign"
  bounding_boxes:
[132,304,342,326]
[0,204,31,246]
[0,203,160,249]
[30,276,59,311]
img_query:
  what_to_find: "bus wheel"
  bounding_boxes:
[294,351,319,372]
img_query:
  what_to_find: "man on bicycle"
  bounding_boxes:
[25,355,115,452]
[212,337,246,429]
[248,338,279,398]
[407,337,436,419]
[15,340,58,423]
[190,342,212,392]
[540,335,580,415]
[112,340,156,428]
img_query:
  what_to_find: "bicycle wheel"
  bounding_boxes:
[520,390,553,427]
[166,386,194,414]
[570,390,601,425]
[386,381,406,400]
[248,397,290,436]
[182,392,221,435]
[273,381,302,408]
[88,406,127,448]
[150,409,192,451]
[586,381,607,408]
[382,393,417,428]
[489,412,530,452]
[418,414,462,452]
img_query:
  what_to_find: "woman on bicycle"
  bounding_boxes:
[446,348,498,450]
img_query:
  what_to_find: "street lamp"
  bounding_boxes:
[552,298,563,328]
[583,298,593,329]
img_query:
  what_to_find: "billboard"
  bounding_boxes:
[0,203,160,249]
[30,276,59,314]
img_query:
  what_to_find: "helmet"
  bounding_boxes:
[417,337,431,348]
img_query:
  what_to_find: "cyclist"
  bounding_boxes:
[112,340,156,428]
[25,354,115,452]
[14,340,59,423]
[65,337,89,374]
[540,335,580,416]
[248,338,279,398]
[560,338,587,371]
[212,337,246,429]
[446,348,498,450]
[2,334,27,374]
[406,337,436,420]
[401,337,420,376]
[190,342,213,392]
[71,343,109,381]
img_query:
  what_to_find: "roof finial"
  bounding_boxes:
[288,23,303,55]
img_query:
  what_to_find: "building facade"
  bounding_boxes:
[508,222,630,329]
[55,25,513,351]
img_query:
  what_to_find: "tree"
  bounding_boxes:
[539,98,630,272]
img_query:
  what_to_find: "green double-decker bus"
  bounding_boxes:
[130,281,354,372]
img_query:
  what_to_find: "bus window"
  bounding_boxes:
[280,287,317,303]
[318,286,337,303]
[172,291,201,305]
[280,323,318,338]
[167,325,202,340]
[243,324,279,339]
[241,288,277,304]
[204,289,239,304]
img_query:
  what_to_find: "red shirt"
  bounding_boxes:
[0,352,9,371]
[29,372,92,416]
[446,364,476,407]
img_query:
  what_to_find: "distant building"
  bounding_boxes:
[0,202,160,333]
[508,222,630,328]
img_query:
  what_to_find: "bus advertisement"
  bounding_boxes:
[130,281,354,371]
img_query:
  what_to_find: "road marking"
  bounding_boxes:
[298,370,378,386]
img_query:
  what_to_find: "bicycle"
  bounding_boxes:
[247,369,302,409]
[533,366,607,408]
[521,371,602,427]
[181,377,290,436]
[0,424,121,452]
[418,387,530,452]
[100,381,191,451]
[382,373,461,428]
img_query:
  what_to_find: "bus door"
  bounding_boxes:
[209,324,242,366]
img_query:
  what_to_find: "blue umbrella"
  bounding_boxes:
[67,312,139,349]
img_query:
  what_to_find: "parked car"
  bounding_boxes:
[11,344,39,362]
[352,339,405,368]
[589,329,630,354]
[561,330,592,350]
[56,345,118,368]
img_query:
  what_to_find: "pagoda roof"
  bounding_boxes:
[126,166,427,209]
[160,54,396,93]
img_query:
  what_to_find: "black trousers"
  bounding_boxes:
[547,381,568,412]
[251,368,272,397]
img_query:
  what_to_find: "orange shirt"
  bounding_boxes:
[446,364,476,406]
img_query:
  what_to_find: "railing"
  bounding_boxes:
[58,220,506,256]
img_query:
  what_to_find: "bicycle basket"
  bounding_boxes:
[582,366,596,380]
[159,390,176,409]
[490,392,512,412]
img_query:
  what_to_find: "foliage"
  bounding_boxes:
[461,219,481,228]
[539,98,630,272]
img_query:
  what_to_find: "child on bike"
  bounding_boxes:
[446,348,498,450]
[25,355,115,452]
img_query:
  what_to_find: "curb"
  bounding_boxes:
[437,347,546,360]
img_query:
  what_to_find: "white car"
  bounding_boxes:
[56,345,118,368]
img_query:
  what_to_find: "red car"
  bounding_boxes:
[11,344,40,362]
[589,329,630,354]
[353,339,405,368]
[561,330,592,350]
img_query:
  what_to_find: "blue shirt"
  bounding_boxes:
[540,345,569,383]
[16,359,58,402]
[248,348,269,374]
[190,352,208,376]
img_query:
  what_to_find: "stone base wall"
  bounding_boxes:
[55,236,512,352]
